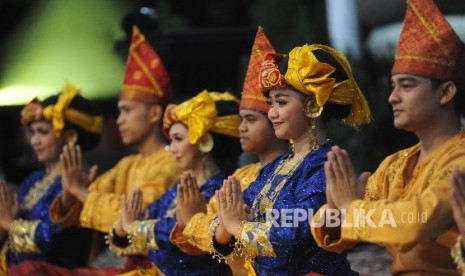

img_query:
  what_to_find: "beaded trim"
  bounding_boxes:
[106,220,159,256]
[8,219,41,254]
[209,217,237,264]
[451,236,465,275]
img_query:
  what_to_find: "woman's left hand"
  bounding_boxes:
[217,176,248,236]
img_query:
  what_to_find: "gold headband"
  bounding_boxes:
[164,90,240,144]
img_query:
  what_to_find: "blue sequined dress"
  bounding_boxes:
[233,144,355,275]
[110,172,231,276]
[4,170,91,269]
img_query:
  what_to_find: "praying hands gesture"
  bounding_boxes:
[216,176,250,241]
[0,180,19,232]
[176,171,207,231]
[450,169,465,248]
[60,144,98,207]
[324,146,370,211]
[114,189,143,237]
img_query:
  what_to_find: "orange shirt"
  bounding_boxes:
[50,150,181,233]
[312,131,465,275]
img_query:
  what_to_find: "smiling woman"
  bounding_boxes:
[0,81,103,274]
[210,44,371,275]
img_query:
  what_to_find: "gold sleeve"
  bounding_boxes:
[181,212,217,253]
[107,220,159,256]
[8,219,41,254]
[80,153,180,233]
[169,223,205,255]
[235,221,276,261]
[49,196,83,227]
[311,205,357,254]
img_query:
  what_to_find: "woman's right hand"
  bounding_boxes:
[176,171,207,231]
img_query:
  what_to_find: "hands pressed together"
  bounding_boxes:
[115,189,143,237]
[60,144,98,207]
[0,180,19,232]
[176,171,207,230]
[215,176,251,245]
[324,146,370,211]
[450,169,465,248]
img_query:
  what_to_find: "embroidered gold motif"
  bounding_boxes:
[252,155,304,216]
[451,236,465,276]
[209,217,236,263]
[8,219,41,254]
[21,173,59,211]
[236,221,276,261]
[106,220,159,256]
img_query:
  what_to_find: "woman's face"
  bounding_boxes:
[29,120,65,164]
[168,123,202,170]
[267,88,311,140]
[239,109,277,155]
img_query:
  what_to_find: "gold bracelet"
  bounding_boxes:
[209,217,236,264]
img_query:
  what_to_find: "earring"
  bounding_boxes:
[197,133,214,153]
[309,121,319,151]
[63,129,78,146]
[303,96,323,119]
[289,139,295,157]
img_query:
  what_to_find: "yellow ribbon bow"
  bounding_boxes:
[174,90,218,144]
[172,90,240,144]
[284,44,371,127]
[285,44,336,108]
[43,81,80,136]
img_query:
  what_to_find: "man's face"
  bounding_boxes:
[239,109,277,155]
[116,100,153,145]
[389,74,443,132]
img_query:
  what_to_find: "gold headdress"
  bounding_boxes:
[259,44,371,127]
[163,90,240,148]
[21,81,103,137]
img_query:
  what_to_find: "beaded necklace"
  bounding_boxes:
[252,153,305,215]
[22,172,59,211]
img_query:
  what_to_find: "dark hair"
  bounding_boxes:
[277,52,351,122]
[431,79,465,116]
[42,94,102,152]
[209,99,242,175]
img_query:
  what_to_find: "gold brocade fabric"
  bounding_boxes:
[50,149,181,233]
[312,131,465,275]
[8,220,41,254]
[108,220,159,256]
